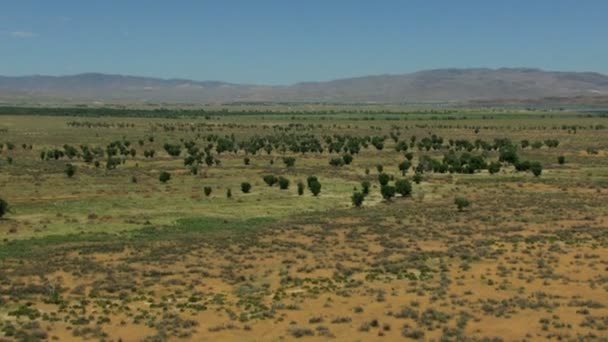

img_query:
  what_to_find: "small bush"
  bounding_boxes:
[278,177,290,190]
[454,197,470,211]
[352,192,365,207]
[159,171,171,183]
[241,182,252,193]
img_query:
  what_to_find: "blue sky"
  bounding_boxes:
[0,0,606,84]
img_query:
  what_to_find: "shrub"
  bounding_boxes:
[241,182,252,193]
[376,164,383,173]
[342,154,353,165]
[283,156,296,167]
[557,155,566,164]
[329,157,344,167]
[226,188,232,198]
[204,186,212,197]
[278,177,290,190]
[378,173,390,186]
[297,181,304,196]
[159,171,171,183]
[309,180,321,196]
[0,198,8,218]
[263,175,278,186]
[398,160,411,175]
[488,161,501,175]
[405,152,414,161]
[352,192,365,207]
[530,161,542,177]
[454,197,470,211]
[515,160,531,171]
[395,179,412,197]
[380,185,395,200]
[243,157,250,165]
[412,173,423,184]
[306,176,318,188]
[361,181,371,196]
[65,164,76,178]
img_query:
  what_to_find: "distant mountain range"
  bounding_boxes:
[1,68,608,104]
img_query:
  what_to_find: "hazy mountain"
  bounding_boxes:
[1,68,608,104]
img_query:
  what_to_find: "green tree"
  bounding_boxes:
[395,179,412,197]
[361,181,371,196]
[203,186,212,197]
[378,173,390,186]
[278,176,290,190]
[412,173,423,184]
[454,197,470,211]
[351,192,365,207]
[342,154,353,165]
[297,181,305,196]
[557,156,566,165]
[329,157,344,167]
[398,160,411,175]
[283,156,296,167]
[241,182,252,193]
[309,179,321,196]
[530,161,543,177]
[263,175,278,186]
[243,157,250,165]
[488,161,501,175]
[226,188,232,198]
[65,163,76,178]
[380,185,395,201]
[0,198,8,218]
[159,171,171,183]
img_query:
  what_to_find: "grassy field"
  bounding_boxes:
[0,109,607,341]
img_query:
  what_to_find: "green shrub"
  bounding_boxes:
[241,182,252,193]
[159,171,171,183]
[278,177,290,190]
[380,185,395,200]
[65,163,76,178]
[395,179,412,197]
[454,197,470,211]
[352,192,365,207]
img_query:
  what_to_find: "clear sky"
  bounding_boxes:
[1,0,606,84]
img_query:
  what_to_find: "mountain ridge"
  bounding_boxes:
[1,68,608,104]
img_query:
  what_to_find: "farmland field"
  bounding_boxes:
[1,108,608,341]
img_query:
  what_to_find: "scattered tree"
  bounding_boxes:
[488,161,501,175]
[308,179,321,196]
[278,176,290,190]
[530,161,543,177]
[241,182,252,193]
[0,198,8,218]
[352,192,365,207]
[283,156,296,167]
[378,173,390,186]
[263,175,278,186]
[454,197,470,211]
[65,163,76,178]
[159,171,171,183]
[557,155,566,165]
[361,181,371,196]
[204,186,212,197]
[395,179,412,197]
[380,185,395,201]
[398,160,411,175]
[297,181,305,196]
[342,154,353,165]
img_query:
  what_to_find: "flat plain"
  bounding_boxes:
[0,107,607,341]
